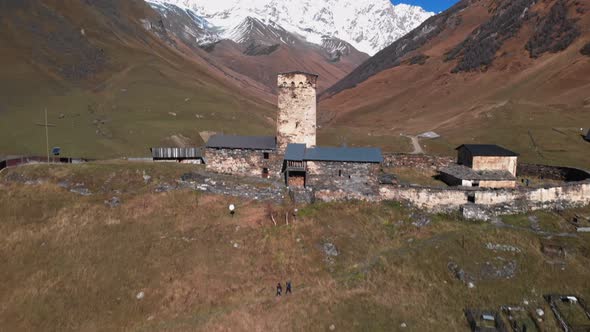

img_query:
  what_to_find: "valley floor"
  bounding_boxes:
[1,162,590,331]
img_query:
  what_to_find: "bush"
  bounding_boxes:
[525,0,581,58]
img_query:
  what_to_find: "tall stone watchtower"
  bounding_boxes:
[276,71,318,153]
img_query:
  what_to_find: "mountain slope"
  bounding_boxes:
[147,1,370,92]
[0,0,275,158]
[153,0,434,55]
[320,0,590,168]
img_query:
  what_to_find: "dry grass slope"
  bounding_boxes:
[1,163,590,331]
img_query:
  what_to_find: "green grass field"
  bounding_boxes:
[1,163,590,331]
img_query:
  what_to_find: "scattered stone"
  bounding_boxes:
[468,282,475,289]
[155,183,175,193]
[329,324,335,331]
[536,308,544,317]
[57,181,70,188]
[485,243,521,253]
[168,112,177,117]
[142,171,151,184]
[400,322,407,328]
[136,291,145,300]
[528,215,541,232]
[58,113,65,119]
[233,243,239,248]
[70,187,92,196]
[104,196,121,208]
[448,261,474,284]
[323,242,339,257]
[480,259,517,280]
[411,212,431,228]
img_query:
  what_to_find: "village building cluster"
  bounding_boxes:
[147,71,588,200]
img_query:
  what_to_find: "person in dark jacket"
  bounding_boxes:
[286,281,292,294]
[276,283,282,296]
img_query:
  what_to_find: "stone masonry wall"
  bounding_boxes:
[472,156,517,176]
[307,161,380,198]
[517,163,590,182]
[379,186,469,212]
[204,148,282,178]
[276,72,317,153]
[382,153,453,170]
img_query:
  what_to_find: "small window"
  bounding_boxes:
[263,152,270,160]
[338,170,343,177]
[262,168,269,178]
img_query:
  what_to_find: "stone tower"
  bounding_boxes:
[276,71,318,153]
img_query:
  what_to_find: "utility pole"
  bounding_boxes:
[45,108,49,163]
[35,108,56,163]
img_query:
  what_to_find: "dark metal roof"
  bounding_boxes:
[151,147,202,159]
[206,135,276,150]
[278,71,319,77]
[304,146,383,163]
[285,143,307,161]
[456,144,519,157]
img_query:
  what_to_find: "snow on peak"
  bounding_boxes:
[149,0,434,55]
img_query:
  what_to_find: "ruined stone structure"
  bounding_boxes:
[276,72,318,153]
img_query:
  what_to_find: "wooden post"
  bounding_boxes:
[45,108,49,163]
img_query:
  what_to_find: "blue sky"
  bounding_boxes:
[396,0,459,13]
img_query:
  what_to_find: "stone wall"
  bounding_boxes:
[204,148,282,178]
[382,153,453,170]
[472,156,517,176]
[307,161,380,197]
[376,181,590,214]
[379,186,469,212]
[517,163,590,182]
[276,72,317,153]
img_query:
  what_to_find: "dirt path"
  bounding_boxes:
[402,135,424,154]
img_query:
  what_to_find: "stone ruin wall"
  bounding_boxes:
[276,73,317,152]
[204,148,282,178]
[379,186,469,211]
[382,153,453,170]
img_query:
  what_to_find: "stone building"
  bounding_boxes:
[439,144,519,188]
[201,71,383,193]
[204,135,279,178]
[284,143,382,190]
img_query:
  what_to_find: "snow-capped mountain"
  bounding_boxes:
[148,0,434,55]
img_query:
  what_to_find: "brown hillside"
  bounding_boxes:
[0,0,275,158]
[320,0,590,168]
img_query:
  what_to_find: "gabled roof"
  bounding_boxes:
[456,144,519,157]
[285,143,306,161]
[150,147,202,159]
[304,146,383,163]
[206,135,276,150]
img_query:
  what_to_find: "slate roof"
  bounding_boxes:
[457,144,519,157]
[151,147,202,159]
[305,146,382,163]
[285,144,382,163]
[440,164,516,181]
[206,135,276,150]
[285,143,307,161]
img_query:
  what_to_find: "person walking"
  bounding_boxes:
[286,281,292,295]
[276,282,282,296]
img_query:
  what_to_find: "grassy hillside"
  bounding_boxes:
[0,0,275,159]
[1,162,590,331]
